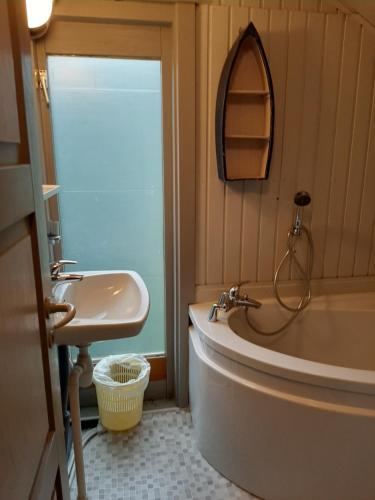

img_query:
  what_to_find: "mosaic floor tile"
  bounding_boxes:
[70,409,259,500]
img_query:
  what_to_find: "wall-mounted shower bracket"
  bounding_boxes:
[292,191,311,236]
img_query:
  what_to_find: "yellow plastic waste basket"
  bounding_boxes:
[93,354,150,431]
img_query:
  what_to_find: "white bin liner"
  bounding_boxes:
[93,354,150,431]
[93,354,150,388]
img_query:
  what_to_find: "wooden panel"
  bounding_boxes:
[148,356,167,381]
[353,76,375,276]
[0,165,35,233]
[319,1,338,13]
[369,228,375,275]
[261,0,281,8]
[338,28,375,276]
[297,13,325,198]
[30,433,58,500]
[323,18,361,278]
[311,13,344,278]
[240,8,269,282]
[257,9,288,282]
[226,95,269,136]
[196,4,375,290]
[274,10,307,280]
[46,21,161,58]
[242,0,260,6]
[0,226,50,500]
[0,2,19,143]
[206,6,228,283]
[196,5,209,285]
[223,6,249,284]
[301,0,319,11]
[281,0,299,8]
[53,0,174,25]
[292,12,325,279]
[173,3,196,406]
[229,38,267,90]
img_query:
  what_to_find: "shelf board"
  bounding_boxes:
[42,184,60,200]
[225,134,270,140]
[228,90,269,96]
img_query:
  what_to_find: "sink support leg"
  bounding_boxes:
[68,346,93,500]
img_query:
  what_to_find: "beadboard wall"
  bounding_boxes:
[201,0,336,11]
[195,3,375,290]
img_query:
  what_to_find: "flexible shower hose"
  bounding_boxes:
[244,225,313,336]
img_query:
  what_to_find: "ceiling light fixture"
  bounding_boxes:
[26,0,54,38]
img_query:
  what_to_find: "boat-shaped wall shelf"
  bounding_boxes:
[215,22,274,181]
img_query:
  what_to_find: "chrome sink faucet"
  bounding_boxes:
[50,259,83,282]
[208,285,262,322]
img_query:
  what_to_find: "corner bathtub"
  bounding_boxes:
[188,292,375,500]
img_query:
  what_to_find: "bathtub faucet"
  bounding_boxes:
[208,285,262,322]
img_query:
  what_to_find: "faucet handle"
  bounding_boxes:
[229,285,239,300]
[57,259,78,266]
[50,259,78,276]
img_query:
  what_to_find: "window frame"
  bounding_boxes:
[34,1,195,406]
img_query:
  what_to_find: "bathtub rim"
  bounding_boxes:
[189,294,375,397]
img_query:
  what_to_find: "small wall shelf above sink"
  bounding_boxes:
[42,184,60,200]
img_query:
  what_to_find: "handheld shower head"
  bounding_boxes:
[292,191,311,235]
[294,191,311,207]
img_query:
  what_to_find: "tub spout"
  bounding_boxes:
[208,303,220,322]
[235,297,262,309]
[208,286,262,322]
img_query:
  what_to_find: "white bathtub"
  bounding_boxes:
[189,292,375,500]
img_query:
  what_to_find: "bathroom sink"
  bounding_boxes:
[51,271,149,346]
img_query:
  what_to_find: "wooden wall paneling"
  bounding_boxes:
[223,6,249,284]
[0,1,20,144]
[195,5,209,285]
[296,13,325,200]
[257,9,288,282]
[240,7,269,283]
[241,0,261,7]
[319,0,338,13]
[301,0,319,11]
[274,10,307,281]
[323,17,361,277]
[196,4,375,292]
[338,28,375,276]
[311,13,344,278]
[281,0,300,10]
[0,165,34,232]
[53,0,174,25]
[46,21,161,58]
[261,0,281,9]
[354,71,375,276]
[291,12,325,279]
[206,6,229,283]
[220,0,241,5]
[173,2,196,406]
[252,9,270,281]
[369,226,375,275]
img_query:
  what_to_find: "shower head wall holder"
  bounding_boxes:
[292,191,311,236]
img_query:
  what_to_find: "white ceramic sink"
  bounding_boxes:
[52,271,149,346]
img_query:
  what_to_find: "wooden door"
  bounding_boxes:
[35,18,174,396]
[0,2,69,499]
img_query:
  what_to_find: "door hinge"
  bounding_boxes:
[35,68,50,107]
